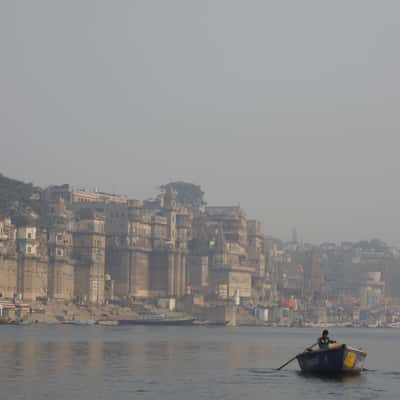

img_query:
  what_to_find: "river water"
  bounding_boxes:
[0,326,399,400]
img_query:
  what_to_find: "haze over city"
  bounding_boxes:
[2,3,400,399]
[1,1,400,243]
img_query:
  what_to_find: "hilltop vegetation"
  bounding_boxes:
[160,181,206,209]
[0,173,39,217]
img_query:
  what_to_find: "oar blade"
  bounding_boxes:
[276,355,297,370]
[276,343,317,370]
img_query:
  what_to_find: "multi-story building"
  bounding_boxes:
[47,226,74,300]
[0,217,17,298]
[2,182,296,309]
[277,262,304,298]
[42,184,128,205]
[360,272,385,310]
[292,247,323,301]
[187,216,211,291]
[106,188,191,299]
[16,226,49,301]
[320,240,396,301]
[205,206,248,246]
[71,190,128,205]
[264,237,280,303]
[247,220,266,279]
[16,227,38,256]
[199,207,253,301]
[0,217,16,256]
[73,209,106,304]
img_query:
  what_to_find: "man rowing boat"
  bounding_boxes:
[318,329,336,349]
[308,329,337,351]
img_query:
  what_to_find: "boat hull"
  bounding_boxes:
[296,345,366,375]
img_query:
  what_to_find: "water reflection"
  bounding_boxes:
[0,326,397,400]
[297,370,367,384]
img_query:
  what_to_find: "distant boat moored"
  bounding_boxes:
[96,320,119,326]
[118,316,195,326]
[62,320,96,326]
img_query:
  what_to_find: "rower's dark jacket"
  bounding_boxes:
[318,336,335,349]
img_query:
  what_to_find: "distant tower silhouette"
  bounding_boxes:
[292,228,298,244]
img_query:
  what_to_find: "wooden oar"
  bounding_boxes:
[276,343,317,370]
[276,354,298,370]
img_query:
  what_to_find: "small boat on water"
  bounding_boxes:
[96,320,119,326]
[296,344,367,375]
[10,319,33,326]
[193,320,229,326]
[0,318,33,326]
[118,317,195,326]
[62,320,96,326]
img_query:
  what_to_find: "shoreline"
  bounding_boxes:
[2,319,398,329]
[1,300,395,329]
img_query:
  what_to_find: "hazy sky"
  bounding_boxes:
[1,1,399,244]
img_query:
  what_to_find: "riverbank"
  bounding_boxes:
[2,300,398,329]
[3,300,192,326]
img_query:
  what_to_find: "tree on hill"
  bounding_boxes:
[0,173,41,225]
[160,181,206,209]
[0,173,36,210]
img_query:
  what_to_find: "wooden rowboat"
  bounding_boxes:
[296,344,367,375]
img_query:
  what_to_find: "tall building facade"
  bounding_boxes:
[73,210,106,304]
[106,188,191,298]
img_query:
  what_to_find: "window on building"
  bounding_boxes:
[27,233,32,239]
[27,246,31,253]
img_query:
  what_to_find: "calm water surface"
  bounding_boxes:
[0,326,399,400]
